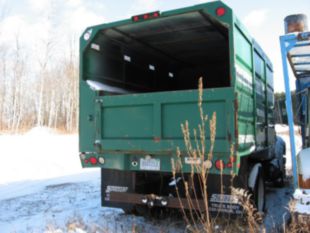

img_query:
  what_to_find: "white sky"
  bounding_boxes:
[0,0,309,92]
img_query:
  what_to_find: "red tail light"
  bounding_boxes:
[89,157,98,165]
[216,7,226,17]
[215,160,225,170]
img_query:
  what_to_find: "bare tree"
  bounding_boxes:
[0,0,80,133]
[11,35,27,132]
[0,0,10,131]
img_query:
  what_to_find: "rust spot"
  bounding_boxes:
[299,174,310,189]
[153,137,161,143]
[234,95,239,149]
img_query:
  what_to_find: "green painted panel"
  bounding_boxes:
[266,66,274,88]
[235,27,252,69]
[99,138,231,154]
[237,91,254,117]
[254,51,265,79]
[102,105,153,138]
[238,120,255,151]
[235,62,253,95]
[79,82,96,152]
[162,101,226,139]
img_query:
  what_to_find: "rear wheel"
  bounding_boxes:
[253,170,265,213]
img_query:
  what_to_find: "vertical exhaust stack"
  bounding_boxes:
[284,14,308,34]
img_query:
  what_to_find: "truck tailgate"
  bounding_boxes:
[95,87,235,155]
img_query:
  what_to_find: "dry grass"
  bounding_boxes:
[284,200,310,233]
[44,217,139,233]
[231,188,265,233]
[171,77,268,233]
[171,77,217,232]
[170,77,310,233]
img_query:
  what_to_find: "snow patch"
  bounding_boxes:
[25,126,56,136]
[293,189,310,214]
[275,124,300,134]
[298,148,310,180]
[0,127,94,185]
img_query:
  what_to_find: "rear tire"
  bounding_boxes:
[253,170,265,213]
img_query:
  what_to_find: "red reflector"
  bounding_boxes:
[216,7,226,17]
[84,159,89,164]
[89,157,98,165]
[215,160,225,170]
[132,11,160,22]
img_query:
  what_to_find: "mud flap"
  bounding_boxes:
[101,169,135,210]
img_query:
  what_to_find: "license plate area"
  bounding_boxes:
[140,158,160,171]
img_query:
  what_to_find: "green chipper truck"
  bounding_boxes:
[79,1,286,214]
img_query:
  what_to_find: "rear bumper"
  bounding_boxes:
[108,191,243,215]
[101,170,247,215]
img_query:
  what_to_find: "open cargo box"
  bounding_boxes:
[80,6,236,175]
[83,10,230,94]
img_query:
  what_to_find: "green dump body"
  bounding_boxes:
[79,1,275,176]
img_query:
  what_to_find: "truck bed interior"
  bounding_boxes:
[84,11,230,94]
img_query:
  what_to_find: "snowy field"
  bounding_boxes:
[0,128,184,233]
[0,126,302,232]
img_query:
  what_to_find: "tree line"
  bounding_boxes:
[0,35,79,133]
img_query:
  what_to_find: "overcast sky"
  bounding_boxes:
[0,0,309,92]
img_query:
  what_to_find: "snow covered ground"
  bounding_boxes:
[0,127,91,186]
[0,125,301,232]
[0,128,184,233]
[0,173,183,233]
